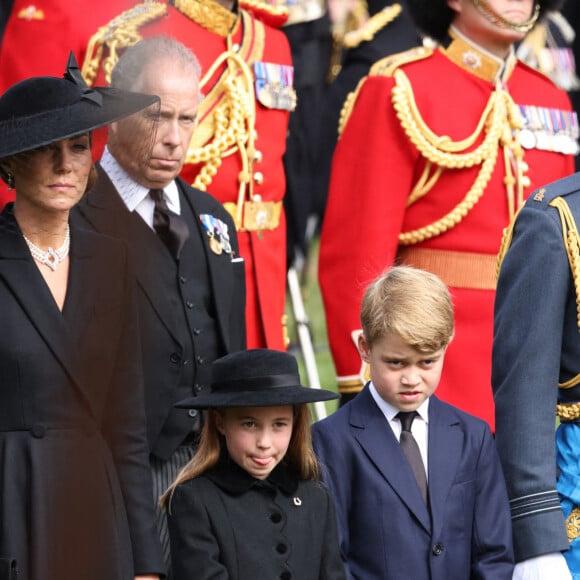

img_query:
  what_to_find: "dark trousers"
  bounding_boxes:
[150,445,197,579]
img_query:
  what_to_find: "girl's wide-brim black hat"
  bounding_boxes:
[0,52,159,159]
[175,349,340,409]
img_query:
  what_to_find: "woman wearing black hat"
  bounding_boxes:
[0,56,164,580]
[162,349,346,580]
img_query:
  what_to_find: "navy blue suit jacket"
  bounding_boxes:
[312,387,514,579]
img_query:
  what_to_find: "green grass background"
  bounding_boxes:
[285,236,340,418]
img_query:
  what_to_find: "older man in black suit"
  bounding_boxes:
[73,36,246,577]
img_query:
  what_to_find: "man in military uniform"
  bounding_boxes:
[82,0,295,351]
[319,0,576,419]
[493,173,580,578]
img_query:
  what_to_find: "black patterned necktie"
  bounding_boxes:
[397,411,428,505]
[149,188,189,259]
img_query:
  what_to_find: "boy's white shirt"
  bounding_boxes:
[369,382,429,477]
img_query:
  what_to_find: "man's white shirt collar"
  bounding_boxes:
[369,382,430,424]
[100,147,181,227]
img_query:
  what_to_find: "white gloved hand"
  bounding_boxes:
[513,553,572,580]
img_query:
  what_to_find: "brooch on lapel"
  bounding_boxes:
[293,497,302,506]
[200,214,232,255]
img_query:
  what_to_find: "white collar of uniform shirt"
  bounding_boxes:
[369,381,429,476]
[100,146,181,229]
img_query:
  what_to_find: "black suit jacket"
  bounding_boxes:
[73,167,246,460]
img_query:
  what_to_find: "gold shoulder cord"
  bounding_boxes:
[240,0,289,20]
[337,77,365,136]
[186,11,264,229]
[391,69,529,245]
[337,47,432,137]
[82,2,168,86]
[546,196,580,419]
[495,207,522,280]
[342,3,402,50]
[550,197,580,335]
[337,49,530,242]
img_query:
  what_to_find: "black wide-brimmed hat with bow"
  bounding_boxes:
[0,52,158,159]
[176,349,340,408]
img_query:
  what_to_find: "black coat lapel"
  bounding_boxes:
[0,207,96,412]
[177,179,235,351]
[75,168,184,344]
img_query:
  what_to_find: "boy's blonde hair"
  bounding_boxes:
[361,266,454,353]
[161,403,320,511]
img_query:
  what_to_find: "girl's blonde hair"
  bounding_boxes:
[161,403,320,511]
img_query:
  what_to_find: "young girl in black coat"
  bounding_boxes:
[163,349,347,580]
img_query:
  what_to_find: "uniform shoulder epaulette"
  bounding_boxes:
[527,173,580,209]
[368,45,433,77]
[342,3,402,50]
[337,45,432,136]
[497,174,580,281]
[82,2,167,86]
[240,0,288,28]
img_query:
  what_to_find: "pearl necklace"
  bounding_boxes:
[23,225,70,272]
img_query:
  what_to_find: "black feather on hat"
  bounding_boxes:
[175,349,340,409]
[406,0,563,43]
[0,52,159,159]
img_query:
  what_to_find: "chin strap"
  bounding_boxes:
[471,0,540,34]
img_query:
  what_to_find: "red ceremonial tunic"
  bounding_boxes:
[0,0,136,207]
[319,31,576,428]
[0,0,135,88]
[84,1,293,350]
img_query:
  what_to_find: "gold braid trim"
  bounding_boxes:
[495,207,523,280]
[560,374,580,389]
[369,46,433,77]
[82,2,168,86]
[391,69,528,245]
[337,47,432,138]
[407,163,443,206]
[337,78,365,137]
[173,0,238,37]
[549,197,580,334]
[496,197,580,421]
[240,0,289,20]
[557,401,580,421]
[186,12,263,227]
[338,47,433,137]
[551,198,580,421]
[342,3,402,49]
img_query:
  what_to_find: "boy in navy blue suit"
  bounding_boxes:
[312,266,514,579]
